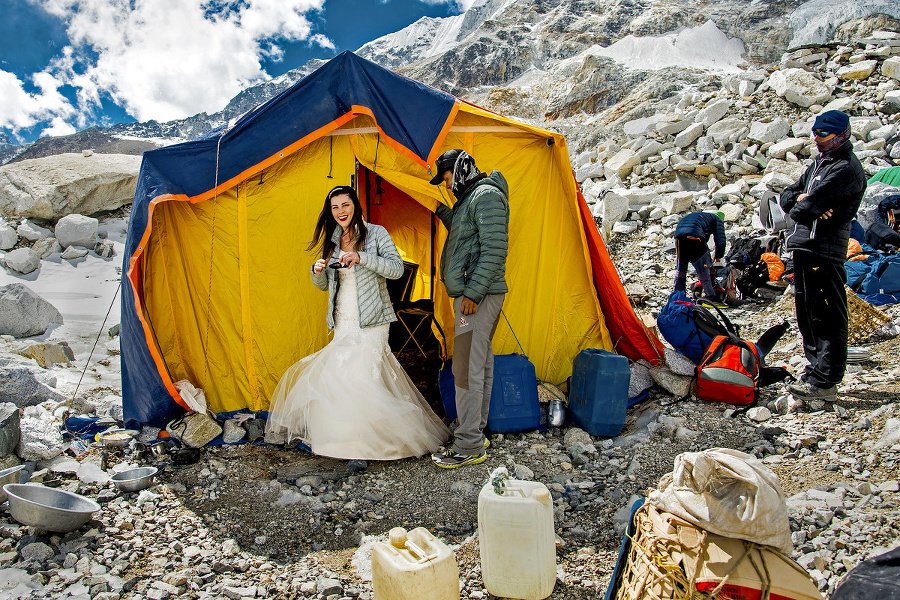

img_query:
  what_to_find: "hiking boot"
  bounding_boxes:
[432,448,487,469]
[788,381,837,400]
[438,437,490,453]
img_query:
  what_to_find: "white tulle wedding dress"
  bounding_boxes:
[265,266,450,460]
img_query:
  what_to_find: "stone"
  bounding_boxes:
[628,362,652,398]
[747,407,772,422]
[649,366,691,398]
[674,123,704,148]
[55,214,99,249]
[707,118,748,145]
[0,284,63,338]
[870,417,900,450]
[0,402,20,458]
[31,238,63,258]
[0,225,16,250]
[695,99,730,127]
[0,153,141,219]
[748,118,791,145]
[2,248,41,275]
[223,420,246,444]
[16,405,65,461]
[837,60,878,80]
[767,138,806,159]
[882,56,900,81]
[657,119,692,136]
[16,220,51,242]
[605,149,641,179]
[664,347,695,377]
[767,68,832,108]
[316,578,342,596]
[0,358,66,408]
[15,342,75,367]
[61,246,90,260]
[658,192,693,215]
[600,192,629,226]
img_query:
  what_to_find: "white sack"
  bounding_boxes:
[174,379,207,413]
[647,448,792,554]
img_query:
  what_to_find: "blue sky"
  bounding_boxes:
[0,0,467,146]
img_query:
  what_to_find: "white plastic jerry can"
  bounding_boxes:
[371,526,460,600]
[478,479,556,600]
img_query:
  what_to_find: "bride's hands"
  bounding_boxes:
[313,258,327,274]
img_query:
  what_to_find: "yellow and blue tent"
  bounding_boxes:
[121,51,663,427]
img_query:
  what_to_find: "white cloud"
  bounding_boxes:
[0,69,77,141]
[418,0,478,10]
[11,0,329,134]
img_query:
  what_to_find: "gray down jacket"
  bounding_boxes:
[435,171,510,302]
[310,223,403,329]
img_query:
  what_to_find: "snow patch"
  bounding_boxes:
[593,20,746,72]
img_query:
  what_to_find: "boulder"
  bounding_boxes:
[55,214,99,249]
[0,284,63,337]
[605,149,641,179]
[16,405,64,462]
[15,342,75,368]
[837,60,877,80]
[0,153,141,219]
[0,224,16,250]
[695,99,730,127]
[32,238,63,258]
[882,56,900,81]
[600,192,629,225]
[60,246,90,260]
[748,118,791,145]
[707,118,748,145]
[767,138,807,159]
[16,220,51,242]
[767,68,832,108]
[0,358,66,408]
[2,248,40,275]
[675,123,705,148]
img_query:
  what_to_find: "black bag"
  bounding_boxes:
[735,261,771,298]
[865,221,900,251]
[726,236,764,269]
[831,546,900,600]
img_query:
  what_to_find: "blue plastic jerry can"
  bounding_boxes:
[569,348,630,437]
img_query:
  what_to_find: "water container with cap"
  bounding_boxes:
[371,527,459,600]
[478,477,556,599]
[568,348,631,437]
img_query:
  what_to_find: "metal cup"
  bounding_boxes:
[548,399,565,427]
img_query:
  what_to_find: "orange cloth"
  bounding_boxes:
[760,252,785,281]
[847,238,868,261]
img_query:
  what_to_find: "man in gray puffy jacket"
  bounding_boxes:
[779,110,866,402]
[429,149,509,468]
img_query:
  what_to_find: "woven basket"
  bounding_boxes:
[614,504,716,600]
[846,288,891,344]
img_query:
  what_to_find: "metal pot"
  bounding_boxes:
[0,465,28,501]
[3,484,100,532]
[97,428,139,447]
[110,467,158,493]
[548,399,566,427]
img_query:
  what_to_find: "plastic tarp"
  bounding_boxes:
[121,51,663,428]
[868,166,900,187]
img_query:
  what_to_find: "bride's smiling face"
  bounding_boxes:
[331,194,354,229]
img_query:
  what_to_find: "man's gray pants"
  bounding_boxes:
[451,293,505,455]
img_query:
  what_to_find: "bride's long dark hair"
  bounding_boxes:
[309,185,368,260]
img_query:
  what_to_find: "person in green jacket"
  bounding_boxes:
[429,149,509,468]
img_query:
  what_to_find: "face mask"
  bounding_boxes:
[815,126,851,155]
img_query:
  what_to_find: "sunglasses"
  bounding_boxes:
[812,129,832,138]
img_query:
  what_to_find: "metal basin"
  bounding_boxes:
[3,484,100,532]
[0,465,29,501]
[110,467,158,493]
[97,428,139,447]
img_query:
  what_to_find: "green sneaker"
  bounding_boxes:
[788,381,837,400]
[432,448,487,469]
[483,437,491,450]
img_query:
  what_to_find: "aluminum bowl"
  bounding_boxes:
[3,484,100,532]
[97,428,139,447]
[0,465,29,501]
[110,467,158,493]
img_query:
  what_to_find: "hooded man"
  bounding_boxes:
[672,210,727,302]
[779,110,866,402]
[428,149,509,468]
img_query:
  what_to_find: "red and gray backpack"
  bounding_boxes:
[695,335,761,405]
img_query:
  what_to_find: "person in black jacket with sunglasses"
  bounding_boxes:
[779,110,866,402]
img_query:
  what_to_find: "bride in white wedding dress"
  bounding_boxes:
[265,186,449,460]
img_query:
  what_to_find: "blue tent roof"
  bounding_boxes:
[121,51,458,427]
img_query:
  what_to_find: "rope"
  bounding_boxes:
[71,280,121,404]
[202,133,224,393]
[500,308,526,356]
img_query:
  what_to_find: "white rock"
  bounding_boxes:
[869,124,896,141]
[649,366,692,398]
[768,68,833,107]
[674,123,705,148]
[612,221,638,235]
[707,118,749,145]
[60,246,90,260]
[55,214,99,249]
[2,248,40,275]
[657,119,692,136]
[31,238,63,258]
[0,153,142,219]
[0,225,16,250]
[749,118,791,145]
[747,406,772,422]
[882,56,900,81]
[850,117,884,141]
[16,220,51,242]
[605,149,641,179]
[17,406,64,461]
[0,283,63,337]
[601,192,630,225]
[767,138,807,159]
[658,192,694,216]
[695,99,730,127]
[664,347,695,377]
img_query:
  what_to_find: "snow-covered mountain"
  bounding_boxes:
[4,0,900,164]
